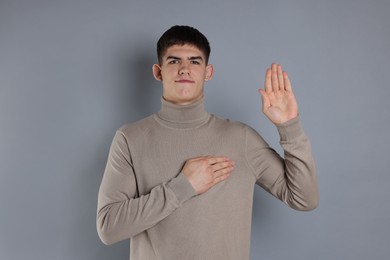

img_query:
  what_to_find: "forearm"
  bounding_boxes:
[274,117,319,210]
[96,131,197,245]
[97,174,196,245]
[246,117,318,211]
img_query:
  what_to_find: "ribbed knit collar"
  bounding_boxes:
[155,96,210,129]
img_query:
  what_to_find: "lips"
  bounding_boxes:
[175,79,194,83]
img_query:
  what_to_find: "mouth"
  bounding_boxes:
[175,79,195,84]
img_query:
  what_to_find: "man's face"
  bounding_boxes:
[153,44,213,105]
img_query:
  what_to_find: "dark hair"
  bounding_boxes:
[157,25,211,64]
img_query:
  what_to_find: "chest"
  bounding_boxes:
[130,126,254,195]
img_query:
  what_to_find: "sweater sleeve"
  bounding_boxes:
[245,117,319,211]
[97,130,197,245]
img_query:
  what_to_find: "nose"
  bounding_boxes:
[179,63,189,75]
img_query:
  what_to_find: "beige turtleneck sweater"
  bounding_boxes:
[97,97,318,260]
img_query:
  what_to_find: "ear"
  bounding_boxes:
[205,64,214,81]
[152,64,162,81]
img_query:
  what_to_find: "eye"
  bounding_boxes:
[190,60,201,65]
[168,59,179,64]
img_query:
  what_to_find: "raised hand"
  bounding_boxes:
[258,63,298,125]
[182,156,234,194]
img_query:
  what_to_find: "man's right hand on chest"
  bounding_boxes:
[181,156,235,195]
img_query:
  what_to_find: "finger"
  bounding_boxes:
[212,160,234,172]
[213,165,233,179]
[264,68,272,93]
[207,156,231,165]
[213,172,230,185]
[271,63,279,91]
[277,64,285,91]
[283,71,292,92]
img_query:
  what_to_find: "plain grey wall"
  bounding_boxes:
[1,0,389,259]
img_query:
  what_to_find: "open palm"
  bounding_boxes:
[258,63,298,125]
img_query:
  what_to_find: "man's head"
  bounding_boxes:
[157,25,211,65]
[153,25,214,105]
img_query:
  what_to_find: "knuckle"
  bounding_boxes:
[203,161,211,169]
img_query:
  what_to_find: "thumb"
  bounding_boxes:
[258,89,270,111]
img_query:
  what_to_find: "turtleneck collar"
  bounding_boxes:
[154,96,210,129]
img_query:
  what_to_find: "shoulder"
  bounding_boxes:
[116,115,156,139]
[212,114,267,144]
[211,114,251,134]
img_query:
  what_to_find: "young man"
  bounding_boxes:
[97,25,318,260]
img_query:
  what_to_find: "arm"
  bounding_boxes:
[250,63,318,210]
[97,131,234,245]
[97,131,197,245]
[245,118,318,211]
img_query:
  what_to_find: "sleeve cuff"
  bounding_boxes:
[166,174,197,205]
[276,116,305,141]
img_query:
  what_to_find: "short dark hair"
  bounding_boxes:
[157,25,211,64]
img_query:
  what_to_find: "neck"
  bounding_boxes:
[155,96,209,129]
[162,94,204,106]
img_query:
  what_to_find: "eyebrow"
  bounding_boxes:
[166,56,204,61]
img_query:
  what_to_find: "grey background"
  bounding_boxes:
[1,0,389,259]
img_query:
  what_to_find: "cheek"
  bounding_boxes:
[161,73,174,82]
[193,69,207,79]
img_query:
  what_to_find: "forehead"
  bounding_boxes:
[163,44,205,59]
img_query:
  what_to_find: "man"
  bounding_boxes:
[97,25,318,260]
